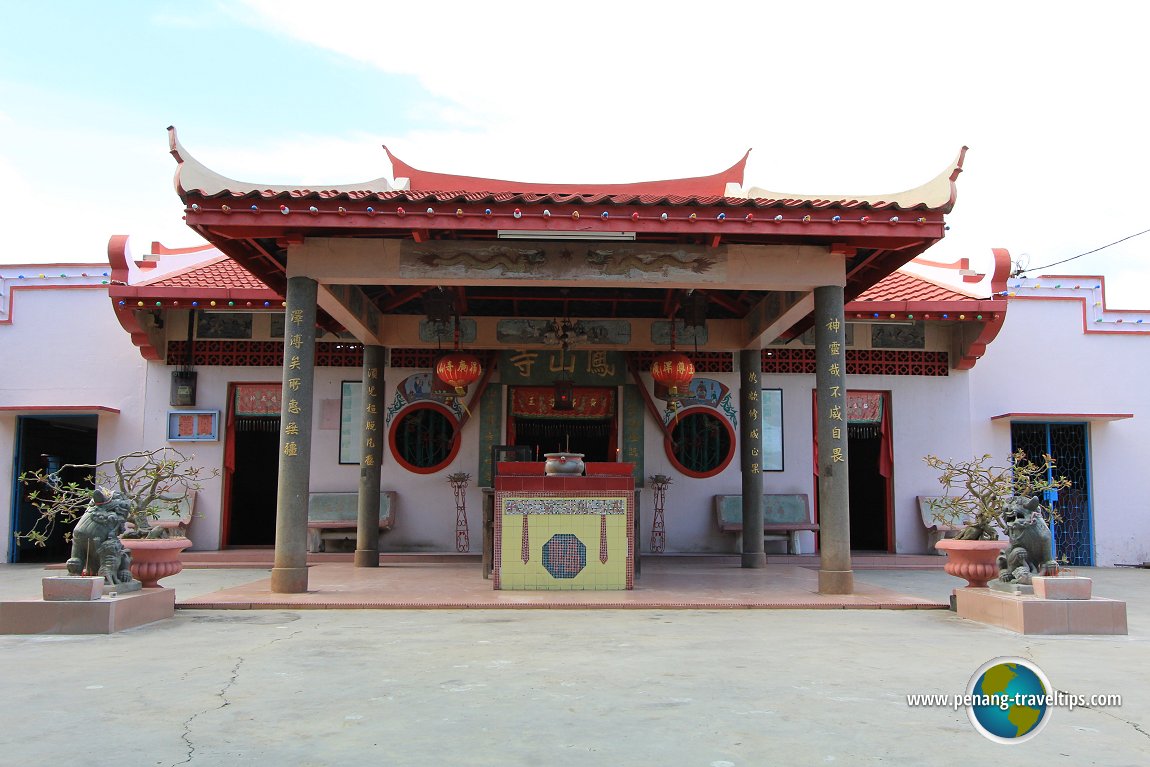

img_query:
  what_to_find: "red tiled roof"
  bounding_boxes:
[854,270,979,303]
[139,255,270,290]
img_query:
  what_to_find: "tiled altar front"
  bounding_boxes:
[493,466,635,590]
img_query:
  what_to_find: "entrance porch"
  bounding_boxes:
[170,552,947,610]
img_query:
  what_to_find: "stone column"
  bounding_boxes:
[814,285,853,594]
[739,349,766,568]
[354,344,386,567]
[271,276,318,594]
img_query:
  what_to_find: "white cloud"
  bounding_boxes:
[3,1,1149,308]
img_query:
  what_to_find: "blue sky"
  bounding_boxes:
[0,3,431,141]
[2,1,1148,307]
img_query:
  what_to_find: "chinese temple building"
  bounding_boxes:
[152,129,973,594]
[33,131,1134,593]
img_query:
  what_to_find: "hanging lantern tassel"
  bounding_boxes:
[650,351,695,426]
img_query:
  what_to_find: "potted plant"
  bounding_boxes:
[922,450,1070,588]
[18,448,217,589]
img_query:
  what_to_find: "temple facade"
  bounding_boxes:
[4,135,1142,582]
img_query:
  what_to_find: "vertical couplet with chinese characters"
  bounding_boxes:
[814,285,853,594]
[739,349,766,568]
[355,344,386,567]
[272,276,318,593]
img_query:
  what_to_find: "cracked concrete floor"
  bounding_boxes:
[1,565,1148,766]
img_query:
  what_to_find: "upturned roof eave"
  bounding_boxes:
[169,127,966,213]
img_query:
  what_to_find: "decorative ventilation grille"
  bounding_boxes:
[632,351,733,373]
[166,341,364,367]
[761,348,949,376]
[165,344,946,375]
[389,348,439,368]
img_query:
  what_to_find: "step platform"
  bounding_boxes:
[0,588,175,634]
[955,587,1127,634]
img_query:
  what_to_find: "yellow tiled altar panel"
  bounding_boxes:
[499,512,629,590]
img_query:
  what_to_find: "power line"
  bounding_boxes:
[1017,227,1150,274]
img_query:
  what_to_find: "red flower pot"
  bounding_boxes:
[935,538,1004,588]
[120,537,191,588]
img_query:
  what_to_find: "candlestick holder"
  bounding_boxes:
[649,474,672,553]
[448,472,471,552]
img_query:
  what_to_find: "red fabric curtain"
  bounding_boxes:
[510,386,615,419]
[223,404,237,474]
[878,392,893,479]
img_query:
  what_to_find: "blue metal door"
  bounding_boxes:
[1010,422,1093,566]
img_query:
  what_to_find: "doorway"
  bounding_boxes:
[846,391,893,551]
[226,416,280,546]
[224,383,285,547]
[507,386,617,462]
[848,421,890,551]
[815,390,893,552]
[1010,421,1093,566]
[10,415,98,563]
[512,417,614,462]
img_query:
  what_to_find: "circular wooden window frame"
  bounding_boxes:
[663,406,736,479]
[388,402,461,475]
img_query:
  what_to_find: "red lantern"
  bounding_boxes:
[650,352,694,397]
[435,352,483,396]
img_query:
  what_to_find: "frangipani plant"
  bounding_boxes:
[17,447,217,546]
[923,450,1071,540]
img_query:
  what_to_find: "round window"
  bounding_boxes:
[388,403,460,474]
[664,408,735,478]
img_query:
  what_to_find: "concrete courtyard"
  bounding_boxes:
[0,563,1147,766]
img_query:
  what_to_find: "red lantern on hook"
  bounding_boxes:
[435,352,483,396]
[650,352,695,398]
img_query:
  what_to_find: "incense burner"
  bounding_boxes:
[543,452,585,476]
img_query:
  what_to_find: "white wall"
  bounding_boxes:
[0,284,148,563]
[850,370,975,554]
[17,270,1143,566]
[969,294,1149,566]
[635,367,978,556]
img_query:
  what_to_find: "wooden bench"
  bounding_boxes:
[917,495,967,554]
[307,491,397,553]
[714,494,819,554]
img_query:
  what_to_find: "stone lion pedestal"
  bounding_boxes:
[954,579,1127,635]
[0,578,175,635]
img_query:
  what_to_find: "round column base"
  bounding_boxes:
[818,569,855,595]
[270,566,309,593]
[741,551,767,569]
[354,549,380,568]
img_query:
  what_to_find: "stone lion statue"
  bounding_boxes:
[66,487,134,586]
[996,495,1058,584]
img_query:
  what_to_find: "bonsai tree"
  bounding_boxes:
[923,449,1071,540]
[16,447,217,547]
